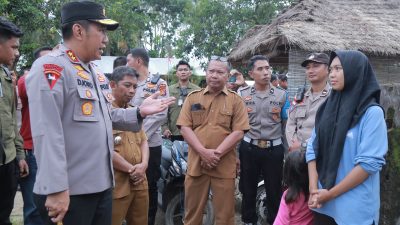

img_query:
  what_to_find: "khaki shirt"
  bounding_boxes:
[0,66,24,165]
[162,82,201,136]
[113,104,148,199]
[238,85,287,140]
[131,74,169,147]
[26,45,142,195]
[176,87,250,178]
[286,83,331,144]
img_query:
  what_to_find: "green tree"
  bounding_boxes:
[175,0,295,60]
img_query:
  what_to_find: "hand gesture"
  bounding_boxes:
[199,149,220,169]
[129,163,147,185]
[18,159,29,178]
[139,92,175,117]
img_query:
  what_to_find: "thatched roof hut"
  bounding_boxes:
[229,0,400,95]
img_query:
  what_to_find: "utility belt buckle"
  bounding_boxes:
[257,140,270,149]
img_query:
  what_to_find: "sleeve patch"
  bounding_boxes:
[43,64,63,90]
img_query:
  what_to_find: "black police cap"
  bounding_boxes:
[301,52,329,67]
[61,1,119,31]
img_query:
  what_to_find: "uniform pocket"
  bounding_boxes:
[218,109,233,129]
[295,107,306,118]
[191,110,205,128]
[73,87,99,122]
[269,106,281,123]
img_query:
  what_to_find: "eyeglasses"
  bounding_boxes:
[328,65,343,73]
[210,55,228,62]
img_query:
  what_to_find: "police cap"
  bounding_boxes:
[301,52,329,67]
[61,1,119,31]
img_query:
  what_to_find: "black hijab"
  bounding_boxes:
[313,50,381,189]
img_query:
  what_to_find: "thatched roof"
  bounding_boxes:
[229,0,400,63]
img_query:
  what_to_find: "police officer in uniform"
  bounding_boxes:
[286,52,331,151]
[26,2,174,225]
[238,55,287,225]
[127,48,169,225]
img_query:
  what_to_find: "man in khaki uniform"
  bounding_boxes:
[162,60,200,141]
[127,48,169,225]
[286,53,331,151]
[238,55,287,225]
[110,66,149,225]
[177,56,249,225]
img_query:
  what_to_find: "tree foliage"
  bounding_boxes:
[1,0,295,70]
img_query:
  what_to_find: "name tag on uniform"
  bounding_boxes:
[0,82,3,97]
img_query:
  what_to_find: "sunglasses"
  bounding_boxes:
[210,55,228,62]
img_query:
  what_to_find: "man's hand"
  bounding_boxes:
[18,159,29,178]
[139,92,175,117]
[129,163,147,185]
[45,190,70,223]
[199,149,220,169]
[163,129,172,139]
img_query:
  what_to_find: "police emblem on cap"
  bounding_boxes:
[308,54,315,60]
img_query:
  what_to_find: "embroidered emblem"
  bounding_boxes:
[106,93,113,101]
[74,65,84,71]
[85,90,92,98]
[322,89,328,95]
[159,84,167,96]
[247,107,253,113]
[43,64,63,90]
[147,82,156,89]
[77,71,89,80]
[66,50,79,63]
[98,75,106,82]
[272,114,280,121]
[271,107,281,113]
[269,88,274,94]
[81,101,93,115]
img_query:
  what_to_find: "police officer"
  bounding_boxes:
[162,60,200,141]
[238,55,286,225]
[26,2,175,225]
[127,48,169,225]
[286,52,331,151]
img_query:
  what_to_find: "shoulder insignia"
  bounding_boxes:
[43,64,63,90]
[77,71,90,80]
[159,83,167,96]
[66,50,79,63]
[187,88,203,97]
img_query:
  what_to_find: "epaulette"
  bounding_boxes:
[150,73,161,84]
[227,88,242,97]
[0,65,11,77]
[187,88,204,97]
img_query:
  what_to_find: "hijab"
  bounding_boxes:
[313,50,381,189]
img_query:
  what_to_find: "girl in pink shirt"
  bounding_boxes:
[274,150,313,225]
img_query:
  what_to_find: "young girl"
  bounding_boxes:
[274,150,313,225]
[307,50,388,225]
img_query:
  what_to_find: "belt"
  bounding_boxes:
[243,136,282,149]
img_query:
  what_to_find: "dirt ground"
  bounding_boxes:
[12,191,243,225]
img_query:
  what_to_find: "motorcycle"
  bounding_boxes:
[158,138,215,225]
[256,180,268,225]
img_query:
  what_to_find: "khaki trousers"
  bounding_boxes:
[184,174,235,225]
[112,189,149,225]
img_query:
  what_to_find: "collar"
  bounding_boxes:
[59,44,91,72]
[305,82,331,97]
[203,86,229,95]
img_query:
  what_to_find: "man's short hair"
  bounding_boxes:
[271,74,278,82]
[278,74,288,82]
[0,16,23,43]
[61,20,90,40]
[129,48,149,68]
[176,60,191,70]
[247,55,269,71]
[113,56,127,69]
[110,66,138,83]
[33,46,53,60]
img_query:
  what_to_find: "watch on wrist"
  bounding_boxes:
[137,107,145,120]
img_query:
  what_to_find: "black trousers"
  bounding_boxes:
[34,188,112,225]
[147,146,161,225]
[239,140,284,224]
[313,211,375,225]
[0,159,18,225]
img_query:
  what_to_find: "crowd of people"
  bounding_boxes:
[0,1,388,225]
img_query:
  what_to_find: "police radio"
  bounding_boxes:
[294,80,307,103]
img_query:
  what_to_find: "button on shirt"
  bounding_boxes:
[239,85,287,140]
[286,83,331,144]
[176,87,250,178]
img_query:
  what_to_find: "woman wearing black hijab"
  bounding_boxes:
[306,50,388,225]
